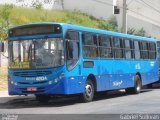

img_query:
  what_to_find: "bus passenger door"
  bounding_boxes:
[66,30,83,93]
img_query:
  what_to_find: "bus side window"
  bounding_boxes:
[130,40,135,59]
[98,35,113,58]
[82,33,98,58]
[149,42,156,60]
[141,42,149,60]
[134,41,141,60]
[124,39,132,59]
[113,37,123,59]
[66,31,79,70]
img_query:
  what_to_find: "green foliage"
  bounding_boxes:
[0,4,14,40]
[135,28,146,36]
[0,4,14,20]
[108,15,118,31]
[31,1,43,10]
[127,27,146,37]
[127,28,135,34]
[0,5,120,40]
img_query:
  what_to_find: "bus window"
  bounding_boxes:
[113,37,123,59]
[141,42,149,59]
[82,33,98,58]
[149,43,156,60]
[134,41,141,60]
[98,35,113,58]
[66,31,79,70]
[125,39,132,59]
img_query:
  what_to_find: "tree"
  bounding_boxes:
[127,27,146,37]
[127,28,136,34]
[135,28,146,36]
[31,0,43,10]
[0,4,14,40]
[108,15,118,31]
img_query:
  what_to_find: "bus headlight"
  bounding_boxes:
[11,81,14,84]
[48,81,53,85]
[48,73,64,85]
[54,78,59,83]
[11,81,17,86]
[48,78,59,85]
[59,72,64,79]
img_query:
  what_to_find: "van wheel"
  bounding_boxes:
[35,94,51,103]
[81,79,94,102]
[126,75,141,94]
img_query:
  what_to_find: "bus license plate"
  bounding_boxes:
[27,87,37,92]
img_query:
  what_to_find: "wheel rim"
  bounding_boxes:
[85,83,93,99]
[136,78,141,92]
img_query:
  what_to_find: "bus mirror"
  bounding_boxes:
[0,42,4,52]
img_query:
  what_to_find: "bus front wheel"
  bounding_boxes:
[35,94,51,103]
[126,75,141,94]
[81,79,95,102]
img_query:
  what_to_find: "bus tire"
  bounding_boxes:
[126,75,141,94]
[35,94,51,103]
[81,79,95,102]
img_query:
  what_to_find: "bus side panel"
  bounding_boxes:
[80,59,113,92]
[140,60,159,85]
[65,76,86,94]
[96,59,113,91]
[110,60,134,90]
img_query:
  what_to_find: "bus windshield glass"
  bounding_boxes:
[9,38,64,69]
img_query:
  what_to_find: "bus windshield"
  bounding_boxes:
[9,38,64,69]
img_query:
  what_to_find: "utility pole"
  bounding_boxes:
[122,0,127,34]
[61,0,64,10]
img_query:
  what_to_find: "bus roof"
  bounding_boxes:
[9,22,157,42]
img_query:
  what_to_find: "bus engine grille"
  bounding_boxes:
[13,71,52,77]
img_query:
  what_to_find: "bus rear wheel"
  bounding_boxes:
[81,79,95,102]
[126,75,141,94]
[35,94,51,103]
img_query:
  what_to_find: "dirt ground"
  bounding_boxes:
[0,66,8,91]
[0,54,8,91]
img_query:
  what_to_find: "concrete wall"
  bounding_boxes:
[61,0,160,39]
[0,0,160,38]
[63,0,114,20]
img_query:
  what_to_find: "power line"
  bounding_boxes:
[139,0,160,14]
[127,0,134,6]
[92,0,113,6]
[128,8,160,24]
[92,0,160,24]
[143,0,160,10]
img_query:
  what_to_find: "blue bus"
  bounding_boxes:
[147,40,160,88]
[157,41,160,80]
[6,23,158,102]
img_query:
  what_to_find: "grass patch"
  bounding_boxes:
[0,5,112,30]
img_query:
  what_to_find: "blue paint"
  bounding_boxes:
[8,23,159,95]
